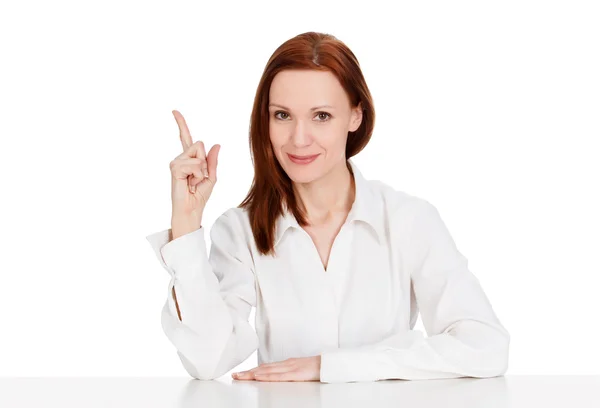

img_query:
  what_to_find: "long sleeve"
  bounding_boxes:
[319,199,510,383]
[145,211,258,380]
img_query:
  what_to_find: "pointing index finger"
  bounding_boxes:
[172,110,193,151]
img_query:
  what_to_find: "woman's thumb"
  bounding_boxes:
[207,144,221,180]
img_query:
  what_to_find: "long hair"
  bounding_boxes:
[238,32,376,257]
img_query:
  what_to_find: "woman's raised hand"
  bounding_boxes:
[169,110,220,238]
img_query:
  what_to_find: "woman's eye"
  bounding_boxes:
[274,111,289,120]
[316,112,331,121]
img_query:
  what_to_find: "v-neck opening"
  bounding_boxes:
[302,224,349,276]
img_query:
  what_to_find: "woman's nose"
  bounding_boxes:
[291,120,312,147]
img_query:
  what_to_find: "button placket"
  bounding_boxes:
[301,226,344,344]
[327,225,355,319]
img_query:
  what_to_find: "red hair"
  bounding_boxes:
[238,32,376,256]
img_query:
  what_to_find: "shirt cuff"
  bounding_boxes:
[145,228,173,273]
[159,227,208,282]
[320,348,385,383]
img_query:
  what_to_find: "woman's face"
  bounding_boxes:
[268,69,362,184]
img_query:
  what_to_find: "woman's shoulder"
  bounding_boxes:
[211,206,252,232]
[366,177,434,219]
[206,207,257,254]
[367,179,445,243]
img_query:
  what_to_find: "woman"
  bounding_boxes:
[146,32,510,384]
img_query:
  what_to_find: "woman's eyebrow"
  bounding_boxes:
[268,103,335,111]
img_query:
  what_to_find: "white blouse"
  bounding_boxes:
[145,159,510,384]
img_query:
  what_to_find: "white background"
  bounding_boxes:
[1,0,598,377]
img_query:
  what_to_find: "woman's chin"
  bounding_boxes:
[286,168,321,184]
[288,174,317,184]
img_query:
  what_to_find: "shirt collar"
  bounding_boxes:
[274,158,385,247]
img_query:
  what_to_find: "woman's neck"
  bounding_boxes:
[292,160,355,226]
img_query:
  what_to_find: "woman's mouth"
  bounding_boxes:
[287,153,320,165]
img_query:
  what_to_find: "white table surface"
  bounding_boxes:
[1,376,598,407]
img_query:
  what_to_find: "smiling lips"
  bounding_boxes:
[287,153,320,165]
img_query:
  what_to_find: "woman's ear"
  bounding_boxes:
[349,102,363,132]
